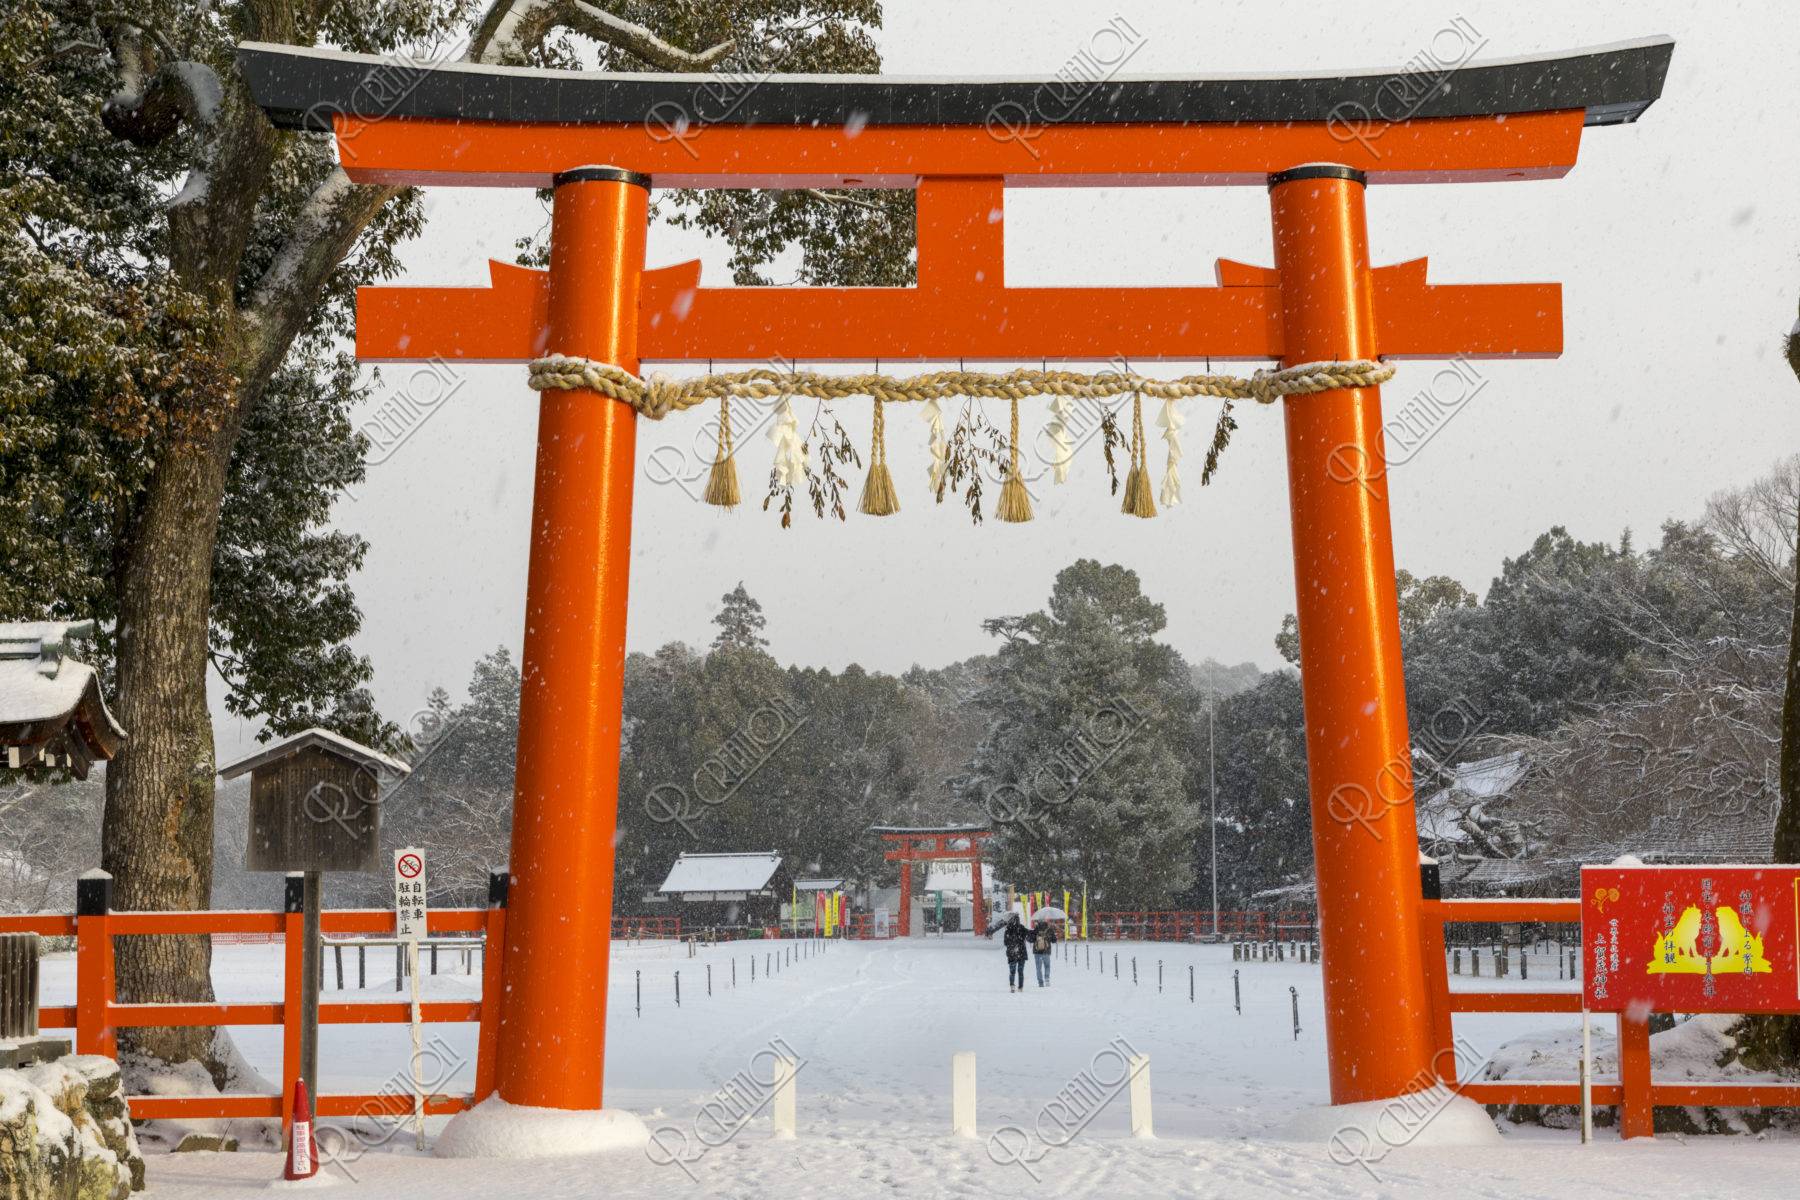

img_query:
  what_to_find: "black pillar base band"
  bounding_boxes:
[1268,164,1367,189]
[554,166,651,189]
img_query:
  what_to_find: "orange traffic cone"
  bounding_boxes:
[284,1078,318,1181]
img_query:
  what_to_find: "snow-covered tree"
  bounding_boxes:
[1,0,906,1077]
[961,561,1200,908]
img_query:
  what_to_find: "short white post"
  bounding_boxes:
[1128,1055,1153,1138]
[951,1051,977,1137]
[772,1056,797,1139]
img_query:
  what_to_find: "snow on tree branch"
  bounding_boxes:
[98,17,224,148]
[471,0,734,68]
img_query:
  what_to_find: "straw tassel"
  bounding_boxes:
[1121,392,1157,518]
[704,394,741,508]
[858,396,900,516]
[996,397,1034,523]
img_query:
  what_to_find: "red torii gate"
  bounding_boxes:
[874,825,992,937]
[238,35,1670,1131]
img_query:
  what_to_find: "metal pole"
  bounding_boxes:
[1208,695,1219,939]
[407,938,425,1149]
[1233,969,1240,1014]
[1579,1008,1593,1144]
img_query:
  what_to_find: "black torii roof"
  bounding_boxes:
[237,36,1672,134]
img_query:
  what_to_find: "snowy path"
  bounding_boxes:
[40,938,1800,1197]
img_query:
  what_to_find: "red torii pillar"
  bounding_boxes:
[495,167,648,1110]
[1269,165,1436,1100]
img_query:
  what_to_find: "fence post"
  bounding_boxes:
[281,873,306,1132]
[334,944,344,991]
[74,870,115,1060]
[772,1056,797,1139]
[1290,985,1300,1040]
[1618,1011,1654,1139]
[951,1051,977,1137]
[358,944,366,989]
[474,870,509,1101]
[1233,969,1240,1015]
[395,944,403,992]
[1416,860,1455,1081]
[1128,1055,1153,1138]
[1188,964,1194,1003]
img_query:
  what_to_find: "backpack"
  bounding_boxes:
[1033,928,1050,953]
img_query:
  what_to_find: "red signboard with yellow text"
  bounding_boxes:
[1582,865,1800,1014]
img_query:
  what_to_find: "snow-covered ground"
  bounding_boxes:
[37,937,1800,1197]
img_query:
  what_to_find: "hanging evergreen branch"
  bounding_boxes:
[804,402,860,522]
[1099,405,1125,495]
[935,400,1008,524]
[1200,399,1239,486]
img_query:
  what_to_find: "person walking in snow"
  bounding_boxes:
[1030,916,1057,987]
[1002,913,1030,992]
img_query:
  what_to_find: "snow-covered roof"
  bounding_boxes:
[0,621,125,775]
[658,852,782,895]
[794,878,845,892]
[1448,752,1527,799]
[1417,752,1528,846]
[217,727,410,780]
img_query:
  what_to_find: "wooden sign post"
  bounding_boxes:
[219,728,408,1136]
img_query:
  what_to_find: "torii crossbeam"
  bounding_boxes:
[238,34,1671,1138]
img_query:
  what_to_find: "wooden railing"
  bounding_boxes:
[611,915,682,939]
[0,870,508,1127]
[1422,896,1800,1139]
[1090,910,1316,942]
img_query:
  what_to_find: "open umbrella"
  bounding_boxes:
[1031,906,1070,923]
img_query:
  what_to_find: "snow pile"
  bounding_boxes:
[433,1095,649,1159]
[1483,1013,1789,1133]
[1276,1092,1503,1165]
[123,1030,282,1151]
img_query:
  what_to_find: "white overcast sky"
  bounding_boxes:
[211,0,1800,755]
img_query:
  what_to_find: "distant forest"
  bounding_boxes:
[5,457,1793,917]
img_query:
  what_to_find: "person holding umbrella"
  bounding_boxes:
[1000,912,1030,992]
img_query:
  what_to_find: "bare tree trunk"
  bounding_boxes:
[103,424,235,1074]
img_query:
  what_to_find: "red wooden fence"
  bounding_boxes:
[1423,896,1800,1139]
[0,871,507,1127]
